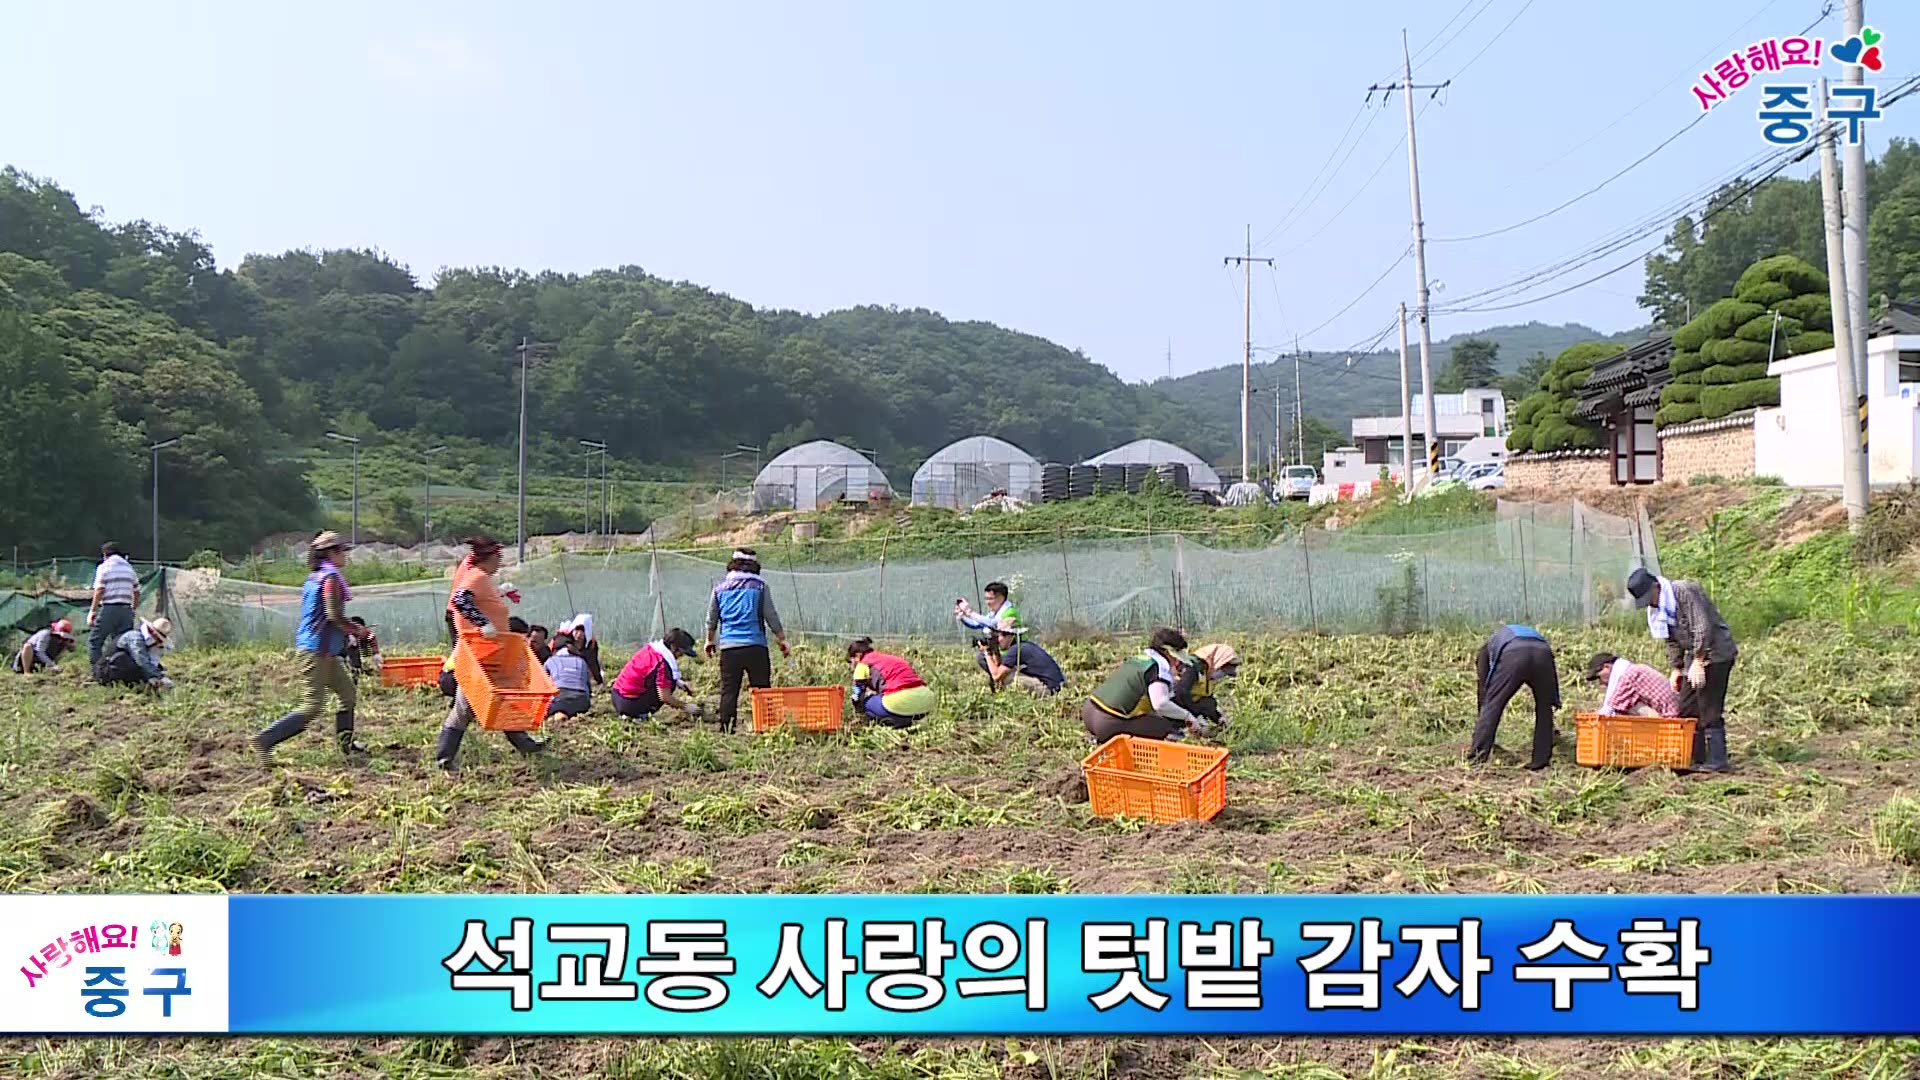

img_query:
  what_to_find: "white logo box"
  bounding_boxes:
[0,896,228,1033]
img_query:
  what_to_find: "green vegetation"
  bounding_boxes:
[0,169,1219,561]
[1503,341,1618,453]
[1658,256,1831,427]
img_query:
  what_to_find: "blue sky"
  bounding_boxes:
[2,1,1910,383]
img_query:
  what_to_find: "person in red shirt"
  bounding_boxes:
[1585,652,1682,717]
[847,638,936,728]
[610,628,704,721]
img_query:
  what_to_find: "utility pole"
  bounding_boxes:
[580,440,607,538]
[1372,31,1449,477]
[423,445,447,546]
[148,438,180,568]
[324,432,361,545]
[1397,302,1415,491]
[1273,379,1283,477]
[1818,79,1870,527]
[513,338,556,564]
[1292,339,1305,466]
[1842,0,1871,488]
[1224,225,1275,484]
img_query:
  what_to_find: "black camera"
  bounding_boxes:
[971,636,996,652]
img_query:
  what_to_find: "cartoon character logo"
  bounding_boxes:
[1832,26,1885,72]
[167,923,183,957]
[149,920,168,952]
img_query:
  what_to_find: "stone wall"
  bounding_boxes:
[1504,450,1610,492]
[1658,411,1756,483]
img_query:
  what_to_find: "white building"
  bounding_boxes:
[1325,389,1508,482]
[1754,305,1920,487]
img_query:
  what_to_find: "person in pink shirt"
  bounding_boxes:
[847,638,936,729]
[1585,652,1682,717]
[610,628,704,721]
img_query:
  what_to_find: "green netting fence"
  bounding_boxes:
[147,500,1656,650]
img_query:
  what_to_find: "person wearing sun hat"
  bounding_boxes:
[1174,643,1239,733]
[436,535,546,771]
[95,616,174,691]
[250,531,373,766]
[1626,567,1736,773]
[11,619,77,674]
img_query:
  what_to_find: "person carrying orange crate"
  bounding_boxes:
[1468,624,1562,771]
[846,638,935,728]
[1081,628,1212,743]
[434,535,547,771]
[251,532,374,766]
[609,628,704,721]
[704,549,788,732]
[1627,568,1737,773]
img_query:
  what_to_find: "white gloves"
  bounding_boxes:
[1687,658,1707,689]
[684,702,706,719]
[480,622,500,641]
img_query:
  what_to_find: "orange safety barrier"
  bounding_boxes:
[453,631,556,732]
[1574,712,1696,769]
[1081,734,1228,823]
[750,686,845,734]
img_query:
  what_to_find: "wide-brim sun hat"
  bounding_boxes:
[144,617,174,644]
[311,530,350,554]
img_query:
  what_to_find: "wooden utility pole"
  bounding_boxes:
[1817,79,1870,527]
[1371,32,1449,477]
[1224,226,1275,483]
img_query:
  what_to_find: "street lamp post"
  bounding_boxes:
[579,440,607,538]
[148,438,180,568]
[324,432,362,545]
[513,339,557,564]
[422,446,447,545]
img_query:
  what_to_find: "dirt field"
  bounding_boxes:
[2,621,1918,1078]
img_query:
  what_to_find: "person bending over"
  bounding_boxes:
[847,638,936,729]
[1082,627,1214,742]
[978,618,1065,696]
[610,628,704,721]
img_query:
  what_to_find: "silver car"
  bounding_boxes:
[1279,465,1317,500]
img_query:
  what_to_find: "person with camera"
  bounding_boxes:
[978,617,1064,696]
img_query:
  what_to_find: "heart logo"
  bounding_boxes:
[1862,45,1884,71]
[1832,36,1864,65]
[1861,26,1882,47]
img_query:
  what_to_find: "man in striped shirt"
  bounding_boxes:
[87,543,141,668]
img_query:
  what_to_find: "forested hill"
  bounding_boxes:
[1153,321,1645,449]
[0,169,1218,558]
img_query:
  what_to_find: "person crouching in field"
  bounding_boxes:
[847,638,936,728]
[252,532,373,765]
[1174,642,1239,730]
[1469,624,1561,770]
[1082,627,1215,742]
[556,615,604,689]
[1585,652,1680,718]
[435,536,547,772]
[12,619,76,674]
[543,633,597,720]
[609,628,704,722]
[978,618,1065,696]
[94,617,174,692]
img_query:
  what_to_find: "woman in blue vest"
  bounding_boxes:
[1469,623,1562,770]
[704,548,788,731]
[251,532,372,766]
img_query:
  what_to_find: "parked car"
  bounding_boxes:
[1278,465,1318,500]
[1467,463,1505,490]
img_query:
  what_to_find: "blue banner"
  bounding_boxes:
[10,895,1920,1034]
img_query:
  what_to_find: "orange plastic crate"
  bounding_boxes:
[1081,734,1228,823]
[1575,712,1696,769]
[453,632,556,732]
[379,655,445,689]
[750,686,845,733]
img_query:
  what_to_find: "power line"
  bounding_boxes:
[1431,109,1710,243]
[1289,246,1412,343]
[1446,0,1541,80]
[1254,103,1372,250]
[1275,99,1435,260]
[1418,0,1500,68]
[1257,106,1384,252]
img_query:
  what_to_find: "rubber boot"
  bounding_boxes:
[1701,727,1731,773]
[252,712,309,767]
[335,710,367,756]
[506,730,548,755]
[435,724,466,772]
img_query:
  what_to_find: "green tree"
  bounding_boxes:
[1436,338,1500,392]
[1501,351,1551,402]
